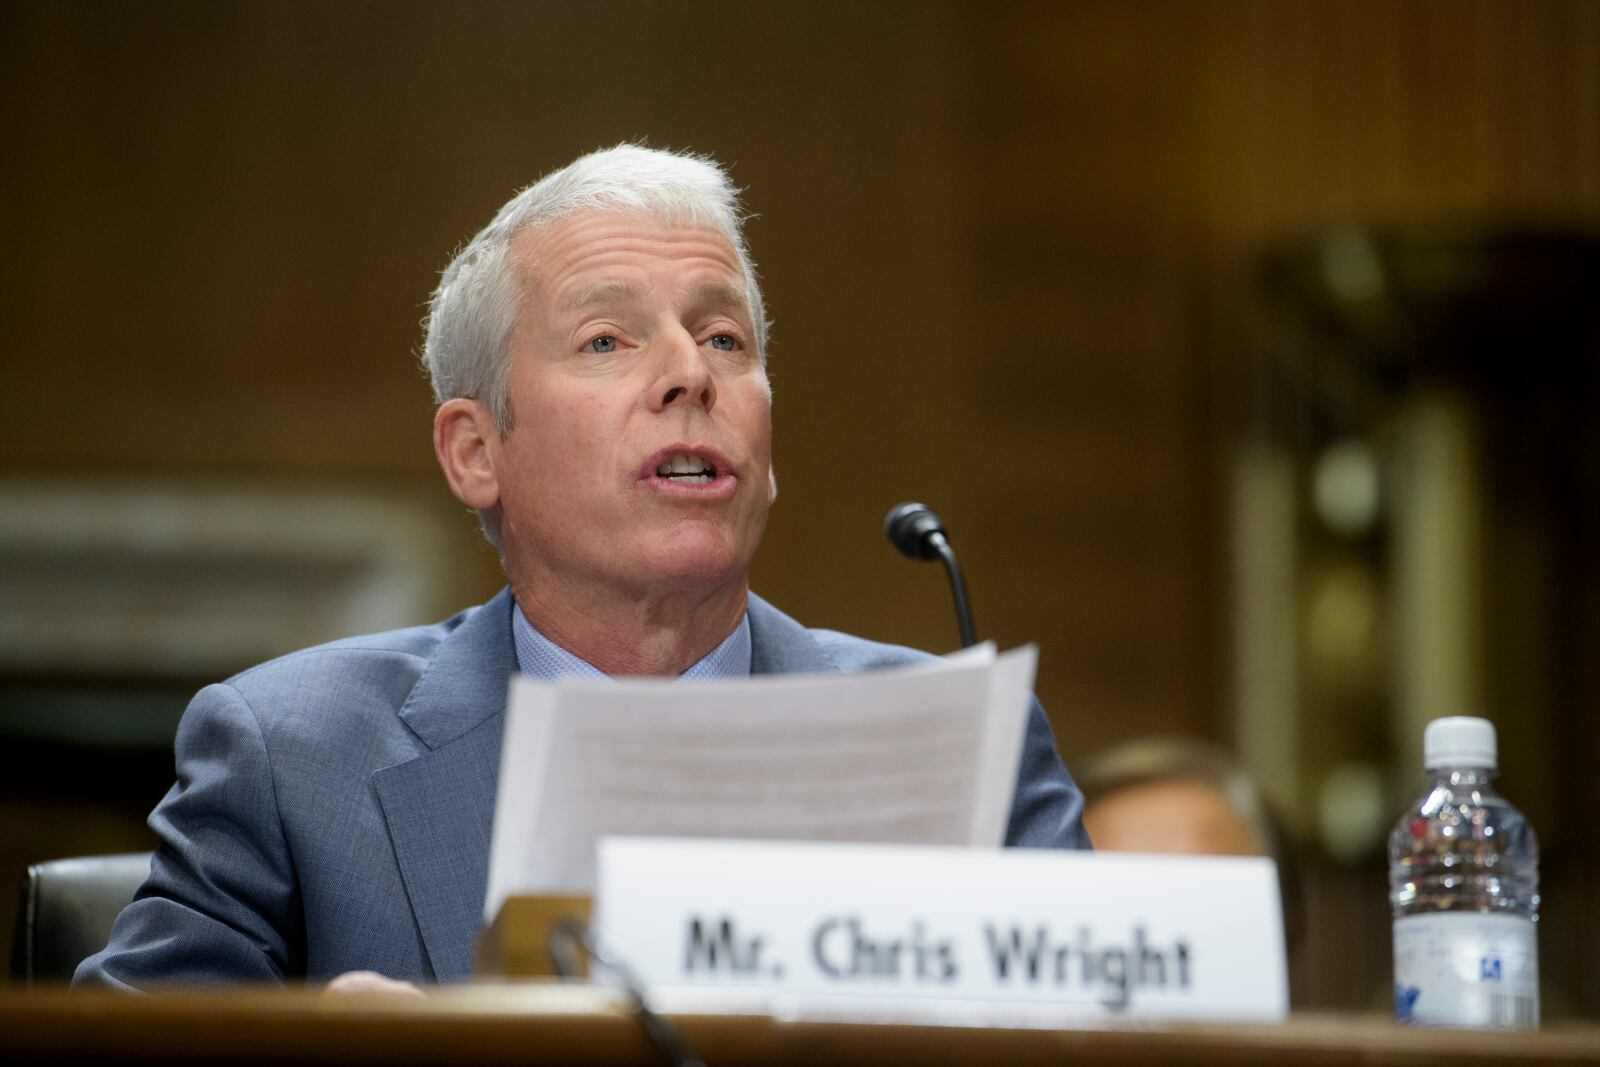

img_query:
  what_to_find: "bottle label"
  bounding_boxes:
[1393,912,1538,1028]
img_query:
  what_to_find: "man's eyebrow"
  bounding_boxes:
[557,279,751,318]
[685,281,752,315]
[561,280,642,314]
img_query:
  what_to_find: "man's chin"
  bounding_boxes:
[637,531,756,591]
[644,553,748,590]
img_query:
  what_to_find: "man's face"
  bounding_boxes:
[486,209,774,602]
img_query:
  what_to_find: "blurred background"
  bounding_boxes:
[2,0,1597,1013]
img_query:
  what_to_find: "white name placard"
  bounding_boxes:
[594,838,1287,1023]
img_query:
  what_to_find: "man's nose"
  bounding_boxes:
[650,328,717,413]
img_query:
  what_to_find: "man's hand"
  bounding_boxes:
[326,970,425,996]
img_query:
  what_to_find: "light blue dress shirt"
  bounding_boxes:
[510,599,752,681]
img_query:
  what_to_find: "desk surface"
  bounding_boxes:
[4,986,1598,1067]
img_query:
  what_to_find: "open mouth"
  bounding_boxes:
[655,452,717,485]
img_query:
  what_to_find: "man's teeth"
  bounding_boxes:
[656,453,715,483]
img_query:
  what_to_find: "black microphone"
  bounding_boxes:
[884,502,977,649]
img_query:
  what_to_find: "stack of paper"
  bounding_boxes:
[484,643,1037,919]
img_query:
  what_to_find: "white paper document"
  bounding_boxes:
[484,643,1037,920]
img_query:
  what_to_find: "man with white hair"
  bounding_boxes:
[77,145,1090,989]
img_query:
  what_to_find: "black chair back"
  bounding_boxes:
[11,852,153,984]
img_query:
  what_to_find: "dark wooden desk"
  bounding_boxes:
[3,986,1597,1067]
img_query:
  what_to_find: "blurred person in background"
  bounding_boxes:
[1076,737,1275,857]
[1074,737,1302,956]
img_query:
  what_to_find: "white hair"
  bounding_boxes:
[421,143,769,435]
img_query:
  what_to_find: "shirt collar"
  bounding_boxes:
[510,598,752,682]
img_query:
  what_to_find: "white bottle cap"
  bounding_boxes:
[1423,716,1497,771]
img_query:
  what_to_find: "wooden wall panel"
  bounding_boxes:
[954,2,1217,753]
[1195,0,1600,240]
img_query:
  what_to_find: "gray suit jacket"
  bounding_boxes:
[76,588,1089,987]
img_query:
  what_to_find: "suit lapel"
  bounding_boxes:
[372,719,501,981]
[372,587,516,982]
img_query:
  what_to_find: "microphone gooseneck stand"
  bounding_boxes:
[883,501,977,649]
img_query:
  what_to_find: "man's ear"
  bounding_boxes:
[434,398,501,510]
[768,465,778,505]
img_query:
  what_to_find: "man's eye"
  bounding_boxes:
[709,334,738,352]
[583,335,618,354]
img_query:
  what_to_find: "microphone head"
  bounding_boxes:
[884,501,947,561]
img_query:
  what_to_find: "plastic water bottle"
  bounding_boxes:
[1389,716,1539,1028]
